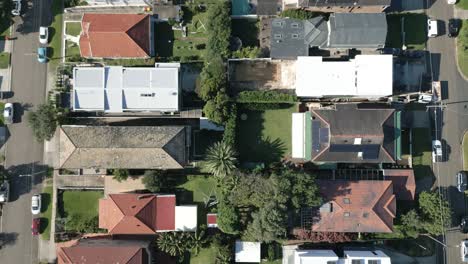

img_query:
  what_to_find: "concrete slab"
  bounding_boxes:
[104,175,145,196]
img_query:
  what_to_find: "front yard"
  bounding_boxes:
[457,19,468,78]
[58,190,103,232]
[412,128,433,180]
[236,105,296,163]
[65,22,81,36]
[49,0,64,69]
[386,13,427,50]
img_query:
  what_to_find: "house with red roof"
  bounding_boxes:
[99,194,197,235]
[79,13,153,58]
[310,180,396,233]
[57,238,152,264]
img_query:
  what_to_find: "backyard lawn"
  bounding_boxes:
[40,184,53,240]
[0,52,10,69]
[61,190,103,232]
[65,22,81,36]
[236,105,296,163]
[178,175,217,226]
[386,13,427,50]
[458,19,468,78]
[412,128,433,180]
[190,247,217,264]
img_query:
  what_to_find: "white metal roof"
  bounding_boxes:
[235,241,261,263]
[72,63,180,113]
[175,205,197,232]
[292,113,306,159]
[295,55,393,98]
[294,250,339,264]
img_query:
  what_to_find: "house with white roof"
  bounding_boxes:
[295,55,393,99]
[235,241,261,263]
[72,63,180,113]
[291,249,391,264]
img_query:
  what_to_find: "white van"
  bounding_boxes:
[427,19,438,38]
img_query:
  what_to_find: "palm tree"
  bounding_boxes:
[189,226,206,256]
[156,232,187,258]
[204,141,237,178]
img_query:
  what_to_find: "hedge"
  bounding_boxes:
[235,91,297,104]
[222,103,237,147]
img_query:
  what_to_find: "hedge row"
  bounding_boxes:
[235,91,297,104]
[222,103,237,147]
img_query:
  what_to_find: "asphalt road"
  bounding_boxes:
[0,0,50,263]
[426,1,468,263]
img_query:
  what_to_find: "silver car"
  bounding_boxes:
[461,240,468,262]
[11,0,21,16]
[3,103,13,124]
[457,171,467,193]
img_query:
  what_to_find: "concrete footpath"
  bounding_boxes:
[454,7,468,19]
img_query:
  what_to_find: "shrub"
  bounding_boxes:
[142,170,167,193]
[111,169,129,182]
[232,46,262,59]
[235,91,297,103]
[195,43,206,50]
[203,93,230,124]
[222,104,237,147]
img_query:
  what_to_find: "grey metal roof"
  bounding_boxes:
[303,0,391,7]
[59,126,187,169]
[328,13,387,48]
[270,17,328,59]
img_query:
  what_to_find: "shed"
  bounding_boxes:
[235,241,261,263]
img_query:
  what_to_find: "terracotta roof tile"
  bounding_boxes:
[383,169,416,200]
[313,180,396,233]
[79,14,150,58]
[156,195,176,231]
[59,246,145,264]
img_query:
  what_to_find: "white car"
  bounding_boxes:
[461,240,468,262]
[11,0,21,16]
[31,194,41,215]
[3,103,13,124]
[432,140,443,162]
[39,27,48,45]
[427,19,438,38]
[448,0,457,4]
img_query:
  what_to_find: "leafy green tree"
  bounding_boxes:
[198,58,226,101]
[280,9,318,20]
[232,46,262,59]
[157,232,192,262]
[112,169,128,182]
[190,225,207,256]
[206,1,231,59]
[142,170,167,193]
[217,199,240,235]
[204,141,237,178]
[27,103,57,141]
[215,245,232,264]
[419,191,451,235]
[202,91,230,124]
[400,209,423,238]
[244,202,287,242]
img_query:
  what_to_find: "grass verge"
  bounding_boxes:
[0,52,10,69]
[457,0,468,9]
[236,104,296,163]
[457,19,468,78]
[40,184,53,240]
[49,0,64,70]
[412,128,433,180]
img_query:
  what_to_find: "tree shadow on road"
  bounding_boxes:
[6,162,49,202]
[0,232,18,249]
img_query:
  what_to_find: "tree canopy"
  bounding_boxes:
[142,170,167,193]
[204,141,237,178]
[206,1,231,59]
[27,103,58,141]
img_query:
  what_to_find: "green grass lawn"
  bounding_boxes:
[0,52,10,69]
[190,247,217,264]
[40,184,53,240]
[65,41,80,62]
[62,190,102,231]
[236,105,296,163]
[457,20,468,78]
[49,0,64,70]
[386,13,427,50]
[412,128,433,180]
[457,0,468,9]
[65,22,81,36]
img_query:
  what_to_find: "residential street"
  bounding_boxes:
[0,0,50,263]
[426,1,468,264]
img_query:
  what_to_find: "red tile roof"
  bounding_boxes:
[79,14,151,58]
[313,180,396,233]
[383,169,416,200]
[99,194,175,234]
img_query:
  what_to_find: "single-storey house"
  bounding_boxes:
[295,55,393,98]
[270,13,387,59]
[292,104,401,164]
[58,125,189,170]
[99,193,197,235]
[57,238,152,264]
[290,249,391,264]
[72,64,180,113]
[80,14,154,58]
[282,0,391,13]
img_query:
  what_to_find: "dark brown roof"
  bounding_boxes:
[313,180,396,233]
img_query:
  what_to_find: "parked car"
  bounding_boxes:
[427,19,438,38]
[448,0,457,4]
[378,48,401,56]
[461,216,468,233]
[39,26,48,45]
[432,140,443,162]
[457,171,467,192]
[462,240,468,262]
[37,47,47,63]
[31,218,40,236]
[11,0,21,16]
[31,194,41,215]
[448,19,461,38]
[3,103,13,124]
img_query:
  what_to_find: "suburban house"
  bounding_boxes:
[57,238,152,264]
[72,64,180,113]
[295,55,393,98]
[270,13,387,59]
[289,249,391,264]
[311,180,396,233]
[58,125,189,170]
[291,104,401,164]
[79,14,154,58]
[99,193,197,235]
[282,0,391,13]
